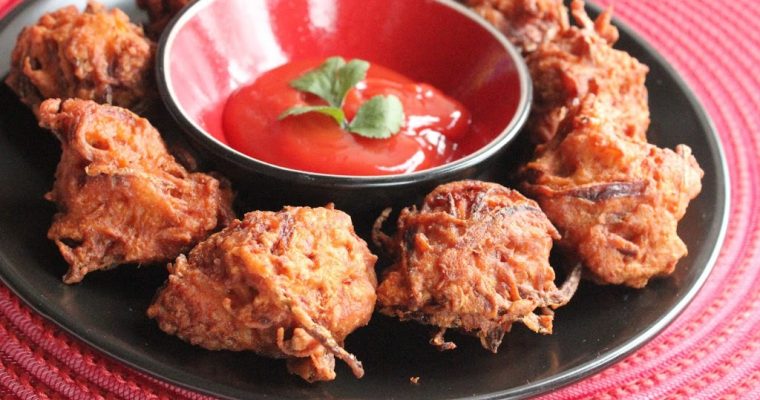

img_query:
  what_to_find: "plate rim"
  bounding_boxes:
[0,1,731,399]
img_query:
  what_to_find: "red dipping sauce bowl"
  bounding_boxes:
[156,0,531,216]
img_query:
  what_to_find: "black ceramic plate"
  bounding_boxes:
[0,1,728,399]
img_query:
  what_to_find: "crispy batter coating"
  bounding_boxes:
[147,206,378,382]
[525,1,649,143]
[470,0,649,144]
[467,0,569,53]
[38,98,234,284]
[136,0,191,38]
[521,96,703,288]
[5,2,155,113]
[476,0,700,287]
[374,181,580,352]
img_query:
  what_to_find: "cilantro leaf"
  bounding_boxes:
[289,56,346,107]
[348,95,405,139]
[332,59,369,107]
[278,105,346,126]
[281,57,405,139]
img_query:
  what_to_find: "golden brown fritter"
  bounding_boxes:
[5,2,155,113]
[38,98,234,284]
[467,0,569,54]
[136,0,191,38]
[472,1,701,288]
[373,181,580,352]
[521,96,703,288]
[525,0,649,143]
[148,206,378,382]
[470,0,649,144]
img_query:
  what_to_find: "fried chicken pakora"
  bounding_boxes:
[148,206,378,382]
[521,96,703,288]
[5,2,155,113]
[39,98,234,284]
[374,181,580,352]
[136,0,191,38]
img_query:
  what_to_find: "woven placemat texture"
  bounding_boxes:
[1,0,758,399]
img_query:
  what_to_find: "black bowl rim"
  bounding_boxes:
[155,0,533,185]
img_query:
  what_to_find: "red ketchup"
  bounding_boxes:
[223,59,472,176]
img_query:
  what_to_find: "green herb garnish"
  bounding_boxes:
[278,57,405,139]
[347,95,404,139]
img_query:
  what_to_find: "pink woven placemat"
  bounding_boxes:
[1,0,758,399]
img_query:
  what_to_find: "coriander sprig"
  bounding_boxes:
[278,57,405,139]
